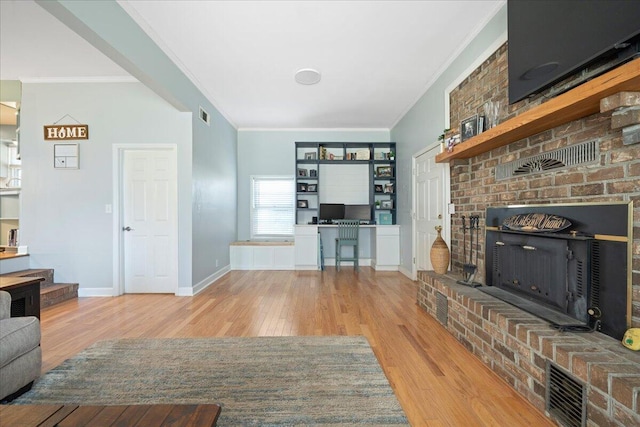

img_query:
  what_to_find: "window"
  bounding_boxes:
[251,176,294,239]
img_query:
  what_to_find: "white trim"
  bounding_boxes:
[179,265,231,296]
[20,76,138,84]
[411,141,451,281]
[78,287,117,297]
[399,265,413,280]
[324,258,372,267]
[238,127,391,132]
[112,143,178,296]
[443,30,507,129]
[249,175,296,240]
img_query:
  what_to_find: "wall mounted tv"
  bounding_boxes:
[508,0,640,104]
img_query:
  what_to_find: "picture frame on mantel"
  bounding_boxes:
[461,114,478,141]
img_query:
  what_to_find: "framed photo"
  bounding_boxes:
[310,169,317,177]
[378,213,392,225]
[297,168,308,177]
[297,199,309,208]
[461,115,479,141]
[374,184,383,193]
[384,183,394,194]
[376,166,393,177]
[297,183,308,192]
[307,184,317,192]
[380,200,393,209]
[304,152,317,160]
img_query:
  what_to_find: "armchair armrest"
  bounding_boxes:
[0,291,11,320]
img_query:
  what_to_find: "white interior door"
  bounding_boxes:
[415,145,447,273]
[122,149,177,293]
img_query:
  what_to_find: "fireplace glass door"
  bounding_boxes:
[493,234,568,313]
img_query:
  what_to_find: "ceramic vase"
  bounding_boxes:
[430,225,450,274]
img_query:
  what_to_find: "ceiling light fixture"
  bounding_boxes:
[295,68,321,85]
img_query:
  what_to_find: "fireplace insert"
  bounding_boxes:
[482,203,631,340]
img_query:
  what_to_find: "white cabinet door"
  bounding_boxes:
[295,225,318,269]
[374,225,400,270]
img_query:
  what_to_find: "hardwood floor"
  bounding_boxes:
[39,268,554,426]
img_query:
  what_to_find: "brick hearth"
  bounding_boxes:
[418,271,640,427]
[446,43,639,329]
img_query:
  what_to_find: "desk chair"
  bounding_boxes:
[335,220,359,271]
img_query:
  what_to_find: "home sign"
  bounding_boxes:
[44,124,89,141]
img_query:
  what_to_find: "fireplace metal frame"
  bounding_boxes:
[482,202,632,340]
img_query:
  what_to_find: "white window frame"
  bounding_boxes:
[250,175,295,240]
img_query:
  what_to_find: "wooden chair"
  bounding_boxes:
[335,220,359,271]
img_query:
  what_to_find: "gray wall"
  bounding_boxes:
[237,129,390,241]
[390,5,507,275]
[20,82,191,290]
[36,0,238,290]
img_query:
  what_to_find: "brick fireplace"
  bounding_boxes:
[417,44,640,426]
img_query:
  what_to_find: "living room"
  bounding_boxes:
[1,1,639,426]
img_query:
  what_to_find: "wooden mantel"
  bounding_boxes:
[436,57,640,163]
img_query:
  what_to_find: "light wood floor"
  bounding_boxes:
[39,268,554,426]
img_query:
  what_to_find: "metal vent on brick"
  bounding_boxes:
[436,292,448,325]
[495,140,597,180]
[546,362,586,427]
[575,260,585,299]
[590,242,601,309]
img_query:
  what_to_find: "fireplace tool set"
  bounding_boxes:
[457,215,481,287]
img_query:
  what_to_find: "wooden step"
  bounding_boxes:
[41,283,79,308]
[1,268,78,308]
[0,268,54,286]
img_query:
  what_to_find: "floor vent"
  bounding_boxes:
[436,292,448,325]
[546,362,587,427]
[496,140,597,180]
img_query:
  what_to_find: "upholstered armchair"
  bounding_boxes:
[0,290,41,401]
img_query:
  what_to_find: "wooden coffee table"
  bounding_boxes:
[0,276,44,319]
[0,403,221,426]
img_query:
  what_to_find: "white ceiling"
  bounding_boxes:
[1,0,504,129]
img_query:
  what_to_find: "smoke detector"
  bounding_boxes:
[295,68,321,85]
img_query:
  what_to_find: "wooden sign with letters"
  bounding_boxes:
[502,213,572,233]
[44,124,89,141]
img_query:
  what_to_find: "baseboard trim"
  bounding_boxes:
[399,265,415,280]
[180,265,231,296]
[78,287,116,297]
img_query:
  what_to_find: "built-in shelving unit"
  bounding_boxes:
[0,190,20,246]
[436,57,640,163]
[295,142,396,225]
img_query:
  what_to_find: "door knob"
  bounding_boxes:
[122,226,134,231]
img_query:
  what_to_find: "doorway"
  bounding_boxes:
[412,142,450,280]
[113,145,178,295]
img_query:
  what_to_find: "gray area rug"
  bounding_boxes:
[14,336,408,426]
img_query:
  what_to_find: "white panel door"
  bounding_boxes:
[415,145,446,271]
[123,150,177,293]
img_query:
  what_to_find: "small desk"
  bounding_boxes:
[0,276,43,319]
[0,404,221,426]
[294,224,400,270]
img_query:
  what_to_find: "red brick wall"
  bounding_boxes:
[448,43,640,327]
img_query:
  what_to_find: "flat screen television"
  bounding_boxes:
[508,0,640,104]
[344,204,371,222]
[319,203,345,222]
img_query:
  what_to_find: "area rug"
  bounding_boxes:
[14,336,408,426]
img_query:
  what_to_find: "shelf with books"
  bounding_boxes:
[295,141,397,225]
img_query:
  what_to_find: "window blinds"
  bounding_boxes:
[251,176,294,238]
